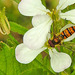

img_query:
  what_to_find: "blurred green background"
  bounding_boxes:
[0,0,32,43]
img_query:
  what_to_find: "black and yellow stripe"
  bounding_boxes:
[60,26,75,39]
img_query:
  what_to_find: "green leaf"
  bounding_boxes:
[34,59,54,75]
[35,52,55,75]
[61,42,75,52]
[41,0,46,6]
[0,42,41,75]
[0,42,55,75]
[8,34,19,44]
[20,68,43,75]
[9,21,28,35]
[0,42,21,75]
[71,71,75,75]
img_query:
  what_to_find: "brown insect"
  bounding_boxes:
[48,26,75,47]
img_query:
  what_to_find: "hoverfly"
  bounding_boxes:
[48,24,75,48]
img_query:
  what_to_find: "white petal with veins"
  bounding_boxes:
[49,48,72,73]
[32,14,51,27]
[15,43,47,64]
[18,0,49,16]
[23,20,53,50]
[57,0,75,10]
[60,9,75,24]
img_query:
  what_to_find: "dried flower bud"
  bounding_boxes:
[0,7,10,35]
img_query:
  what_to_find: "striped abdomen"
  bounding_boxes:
[60,26,75,40]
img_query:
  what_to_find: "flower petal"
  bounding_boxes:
[23,20,53,50]
[18,0,49,16]
[32,14,51,27]
[60,24,75,42]
[56,0,75,10]
[60,9,75,24]
[49,48,72,73]
[15,43,47,64]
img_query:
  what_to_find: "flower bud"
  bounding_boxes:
[0,7,10,35]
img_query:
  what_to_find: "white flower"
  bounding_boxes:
[18,0,75,50]
[15,0,75,73]
[15,24,75,73]
[15,44,72,73]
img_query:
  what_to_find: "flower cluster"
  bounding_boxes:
[15,0,75,73]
